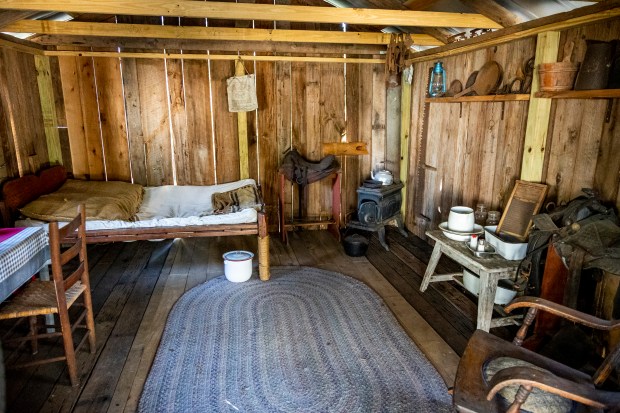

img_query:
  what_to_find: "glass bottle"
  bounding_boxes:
[474,203,488,226]
[428,61,446,97]
[487,211,501,226]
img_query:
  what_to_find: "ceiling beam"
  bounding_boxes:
[43,49,384,64]
[4,20,444,46]
[31,35,387,55]
[0,32,44,54]
[406,0,620,63]
[0,10,37,29]
[0,0,503,28]
[458,0,524,27]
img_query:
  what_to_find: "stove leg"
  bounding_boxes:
[378,226,389,251]
[395,215,408,237]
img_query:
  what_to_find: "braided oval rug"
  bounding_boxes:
[139,266,453,412]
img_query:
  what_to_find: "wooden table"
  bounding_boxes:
[420,230,521,332]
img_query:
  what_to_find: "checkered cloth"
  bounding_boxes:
[0,227,49,302]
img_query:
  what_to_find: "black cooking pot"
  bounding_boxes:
[343,234,369,257]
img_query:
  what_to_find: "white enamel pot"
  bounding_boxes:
[223,250,254,282]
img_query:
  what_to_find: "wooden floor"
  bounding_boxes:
[2,227,497,412]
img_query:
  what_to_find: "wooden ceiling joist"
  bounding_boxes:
[32,35,387,55]
[0,0,503,28]
[407,0,620,63]
[4,20,444,46]
[44,49,384,64]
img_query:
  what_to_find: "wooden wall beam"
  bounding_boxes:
[44,50,385,64]
[0,0,502,28]
[406,0,620,63]
[399,67,412,218]
[520,31,559,182]
[31,35,387,55]
[0,33,45,55]
[458,0,524,27]
[33,55,62,164]
[6,20,444,46]
[235,59,249,180]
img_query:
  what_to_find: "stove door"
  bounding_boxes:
[358,201,380,224]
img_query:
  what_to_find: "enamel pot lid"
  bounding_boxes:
[222,250,254,261]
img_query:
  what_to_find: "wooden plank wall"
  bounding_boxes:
[405,38,535,237]
[0,49,387,230]
[0,48,49,178]
[405,18,620,239]
[543,19,620,208]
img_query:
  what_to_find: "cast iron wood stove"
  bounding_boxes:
[347,182,408,251]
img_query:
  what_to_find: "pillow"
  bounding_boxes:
[38,165,67,195]
[211,184,261,215]
[2,175,42,211]
[483,357,574,413]
[20,179,143,221]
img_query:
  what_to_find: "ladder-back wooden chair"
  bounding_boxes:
[0,204,96,386]
[453,296,620,413]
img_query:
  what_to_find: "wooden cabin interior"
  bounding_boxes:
[0,0,619,411]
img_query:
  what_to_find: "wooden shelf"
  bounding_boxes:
[425,94,530,103]
[534,89,620,99]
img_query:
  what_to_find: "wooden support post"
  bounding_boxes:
[235,59,250,180]
[257,211,270,281]
[520,31,560,182]
[34,55,62,165]
[400,66,413,218]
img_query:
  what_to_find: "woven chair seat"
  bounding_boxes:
[0,280,85,319]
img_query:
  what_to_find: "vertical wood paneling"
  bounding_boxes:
[210,60,239,184]
[320,62,345,220]
[120,58,147,185]
[59,55,104,180]
[492,101,528,208]
[407,39,535,236]
[371,63,386,172]
[166,57,188,185]
[122,58,173,186]
[11,50,48,173]
[303,61,321,219]
[594,101,620,204]
[344,62,360,220]
[94,57,131,181]
[290,61,305,219]
[256,60,278,226]
[0,49,20,178]
[186,59,216,185]
[48,56,72,171]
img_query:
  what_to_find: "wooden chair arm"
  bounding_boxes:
[486,366,620,409]
[505,297,620,331]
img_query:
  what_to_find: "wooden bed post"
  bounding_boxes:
[257,211,270,281]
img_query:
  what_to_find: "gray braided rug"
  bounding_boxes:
[139,266,453,412]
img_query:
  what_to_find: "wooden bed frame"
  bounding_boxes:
[0,168,270,281]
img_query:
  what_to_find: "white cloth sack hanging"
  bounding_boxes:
[226,74,258,112]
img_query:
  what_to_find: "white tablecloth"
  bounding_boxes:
[0,227,49,302]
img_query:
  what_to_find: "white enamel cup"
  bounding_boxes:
[447,206,475,232]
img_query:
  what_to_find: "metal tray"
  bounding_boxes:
[465,242,496,258]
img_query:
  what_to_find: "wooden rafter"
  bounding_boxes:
[4,20,444,46]
[407,0,620,63]
[0,0,503,28]
[0,9,36,29]
[458,0,524,27]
